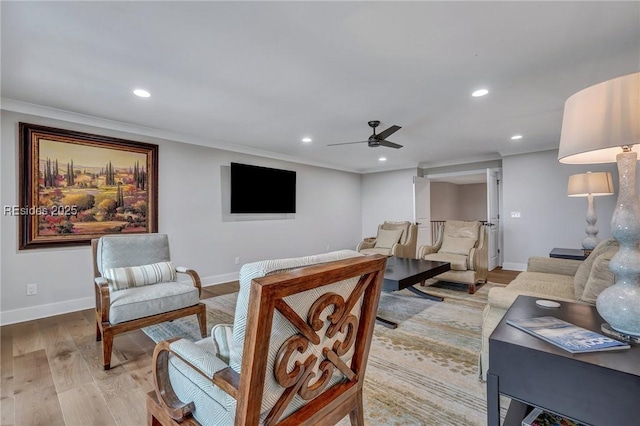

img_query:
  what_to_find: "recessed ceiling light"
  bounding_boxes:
[511,135,523,140]
[378,157,387,162]
[302,137,312,143]
[133,89,151,98]
[472,88,489,97]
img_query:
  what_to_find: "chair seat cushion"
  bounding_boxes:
[109,282,199,324]
[423,252,468,271]
[359,247,392,256]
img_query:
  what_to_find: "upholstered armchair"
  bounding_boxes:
[357,221,418,258]
[417,220,488,294]
[92,234,206,370]
[147,250,386,426]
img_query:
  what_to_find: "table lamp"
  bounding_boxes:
[567,171,614,250]
[558,72,640,337]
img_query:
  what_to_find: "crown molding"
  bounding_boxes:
[1,98,361,174]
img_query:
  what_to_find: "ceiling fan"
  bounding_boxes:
[328,120,403,149]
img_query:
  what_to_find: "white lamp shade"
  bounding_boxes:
[567,172,614,197]
[558,72,640,164]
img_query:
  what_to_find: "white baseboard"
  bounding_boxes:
[200,272,239,287]
[0,272,241,326]
[502,262,527,272]
[0,296,94,326]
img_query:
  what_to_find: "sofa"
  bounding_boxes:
[478,239,619,381]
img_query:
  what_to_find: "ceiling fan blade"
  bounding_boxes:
[376,125,401,140]
[327,141,368,146]
[378,140,403,149]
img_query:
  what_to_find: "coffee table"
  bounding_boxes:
[377,257,450,328]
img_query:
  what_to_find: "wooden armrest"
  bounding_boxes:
[213,367,240,398]
[176,267,202,297]
[94,278,110,323]
[152,338,238,422]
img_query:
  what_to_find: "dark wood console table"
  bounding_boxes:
[549,247,588,260]
[487,295,640,426]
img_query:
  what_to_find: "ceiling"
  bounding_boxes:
[2,2,639,173]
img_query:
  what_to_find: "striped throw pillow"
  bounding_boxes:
[103,261,177,291]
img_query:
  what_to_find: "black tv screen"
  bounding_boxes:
[230,163,296,213]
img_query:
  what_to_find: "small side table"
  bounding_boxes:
[549,247,588,260]
[487,295,640,426]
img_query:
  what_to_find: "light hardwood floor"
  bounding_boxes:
[0,271,517,426]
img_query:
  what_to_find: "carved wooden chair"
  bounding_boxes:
[147,250,386,426]
[92,233,206,370]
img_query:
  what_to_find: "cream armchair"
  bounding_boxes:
[92,234,206,370]
[357,221,418,258]
[417,220,487,294]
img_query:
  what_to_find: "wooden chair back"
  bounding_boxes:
[151,253,386,426]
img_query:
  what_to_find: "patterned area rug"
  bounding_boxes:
[143,280,507,425]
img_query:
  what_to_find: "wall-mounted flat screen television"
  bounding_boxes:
[230,162,296,214]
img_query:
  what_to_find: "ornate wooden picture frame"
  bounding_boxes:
[18,123,158,249]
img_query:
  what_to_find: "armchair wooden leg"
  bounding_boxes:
[349,389,365,426]
[468,284,476,294]
[102,327,113,370]
[197,304,207,338]
[420,280,425,287]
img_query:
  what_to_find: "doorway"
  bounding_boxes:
[415,168,502,270]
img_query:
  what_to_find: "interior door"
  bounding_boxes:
[486,168,500,270]
[413,176,431,248]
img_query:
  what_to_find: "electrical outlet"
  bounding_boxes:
[26,283,37,296]
[511,211,522,219]
[235,257,240,265]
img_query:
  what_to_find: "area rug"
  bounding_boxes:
[143,280,507,425]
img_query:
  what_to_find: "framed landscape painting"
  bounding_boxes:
[18,123,158,249]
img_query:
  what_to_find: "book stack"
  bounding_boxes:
[522,407,587,426]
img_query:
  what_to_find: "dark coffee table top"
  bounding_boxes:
[383,257,450,292]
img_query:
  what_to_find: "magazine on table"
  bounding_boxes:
[506,316,630,353]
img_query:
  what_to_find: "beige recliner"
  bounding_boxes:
[417,220,488,294]
[357,221,418,258]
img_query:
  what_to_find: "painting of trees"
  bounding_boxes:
[19,123,158,249]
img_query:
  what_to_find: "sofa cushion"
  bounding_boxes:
[580,252,616,304]
[375,228,403,249]
[506,273,575,300]
[439,221,480,255]
[423,252,468,271]
[103,261,177,291]
[573,239,619,299]
[109,281,199,324]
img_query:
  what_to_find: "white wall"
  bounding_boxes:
[361,168,418,238]
[431,182,487,221]
[501,149,620,270]
[1,110,362,324]
[458,183,487,221]
[431,182,459,220]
